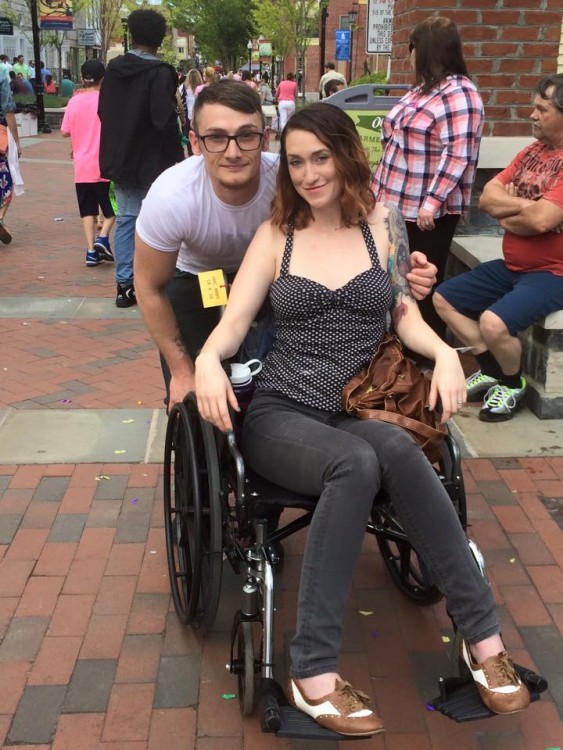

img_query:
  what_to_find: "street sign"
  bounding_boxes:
[77,29,97,46]
[0,17,14,35]
[335,29,351,62]
[366,0,395,54]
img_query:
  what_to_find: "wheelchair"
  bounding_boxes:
[163,393,547,739]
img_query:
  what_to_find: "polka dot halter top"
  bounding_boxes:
[255,220,393,411]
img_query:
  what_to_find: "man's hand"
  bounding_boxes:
[169,371,196,412]
[406,251,438,300]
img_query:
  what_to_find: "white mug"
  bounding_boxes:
[230,359,262,386]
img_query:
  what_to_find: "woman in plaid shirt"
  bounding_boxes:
[373,16,484,338]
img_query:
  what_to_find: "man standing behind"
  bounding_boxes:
[434,74,563,422]
[12,56,29,80]
[318,62,346,99]
[98,8,183,308]
[0,56,12,82]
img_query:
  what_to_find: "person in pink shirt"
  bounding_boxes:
[275,71,297,131]
[61,59,116,267]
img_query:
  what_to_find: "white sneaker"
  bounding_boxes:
[466,370,499,400]
[479,378,527,422]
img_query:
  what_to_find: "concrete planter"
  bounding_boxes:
[44,107,67,130]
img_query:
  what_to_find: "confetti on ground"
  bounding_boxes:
[95,475,110,481]
[131,498,138,505]
[114,449,126,454]
[137,400,143,405]
[441,635,451,643]
[359,610,374,616]
[60,399,72,404]
[222,693,236,700]
[54,217,64,221]
[122,418,135,424]
[150,550,157,554]
[372,630,379,638]
[426,704,436,711]
[22,322,30,326]
[509,558,516,563]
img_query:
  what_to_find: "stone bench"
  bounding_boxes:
[449,236,563,419]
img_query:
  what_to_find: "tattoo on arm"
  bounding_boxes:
[173,329,189,358]
[384,205,414,329]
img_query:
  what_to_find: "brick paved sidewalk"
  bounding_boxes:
[0,457,562,749]
[0,134,164,411]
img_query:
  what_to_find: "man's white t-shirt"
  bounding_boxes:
[136,152,279,274]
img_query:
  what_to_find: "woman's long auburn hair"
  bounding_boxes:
[270,103,375,231]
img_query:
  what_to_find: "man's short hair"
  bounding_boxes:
[324,79,344,97]
[325,62,335,70]
[192,79,265,131]
[127,9,167,49]
[535,73,563,114]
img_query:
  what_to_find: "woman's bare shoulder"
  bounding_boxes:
[366,201,393,227]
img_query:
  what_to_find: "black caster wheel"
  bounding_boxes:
[237,621,256,716]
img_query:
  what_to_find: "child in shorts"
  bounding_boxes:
[61,59,115,267]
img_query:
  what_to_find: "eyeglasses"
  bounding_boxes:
[408,42,415,53]
[196,132,264,153]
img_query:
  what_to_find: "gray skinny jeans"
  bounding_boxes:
[242,391,499,679]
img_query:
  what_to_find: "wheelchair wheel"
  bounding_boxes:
[236,621,256,716]
[372,505,443,605]
[163,398,224,634]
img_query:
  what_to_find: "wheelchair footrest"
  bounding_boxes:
[259,678,370,740]
[276,705,371,741]
[430,663,548,722]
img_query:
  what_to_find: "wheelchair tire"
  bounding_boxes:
[164,399,224,635]
[372,505,443,606]
[237,621,256,716]
[164,402,202,625]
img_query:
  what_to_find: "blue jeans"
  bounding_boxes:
[243,391,499,678]
[114,183,148,286]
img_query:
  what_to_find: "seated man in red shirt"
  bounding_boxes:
[434,73,563,422]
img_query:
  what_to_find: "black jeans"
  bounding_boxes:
[163,269,276,404]
[406,214,460,339]
[243,391,498,679]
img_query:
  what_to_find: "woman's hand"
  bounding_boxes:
[407,251,437,300]
[428,347,466,423]
[195,353,239,433]
[416,208,436,231]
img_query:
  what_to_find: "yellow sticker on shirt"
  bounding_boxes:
[198,269,228,308]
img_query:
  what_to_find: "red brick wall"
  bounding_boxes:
[390,1,561,135]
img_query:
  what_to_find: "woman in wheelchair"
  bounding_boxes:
[194,102,530,736]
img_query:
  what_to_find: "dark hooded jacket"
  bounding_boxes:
[98,53,183,187]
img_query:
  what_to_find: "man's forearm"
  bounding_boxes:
[137,288,194,380]
[479,180,532,219]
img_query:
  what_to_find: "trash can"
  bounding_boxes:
[322,84,410,170]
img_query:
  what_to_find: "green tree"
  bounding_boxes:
[163,0,253,71]
[252,0,320,74]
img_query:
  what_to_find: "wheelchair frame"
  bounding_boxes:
[163,394,547,737]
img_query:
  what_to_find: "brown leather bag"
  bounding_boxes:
[341,335,447,463]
